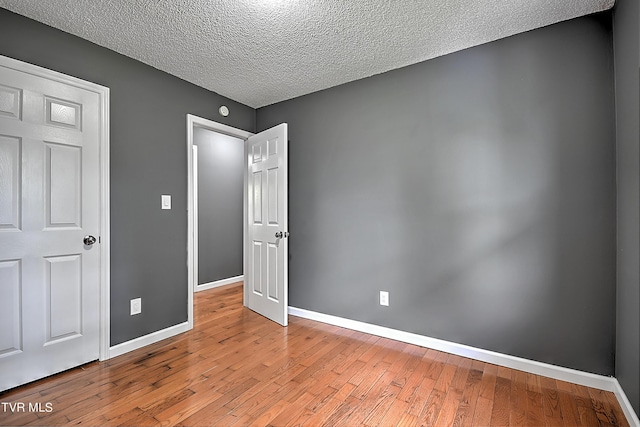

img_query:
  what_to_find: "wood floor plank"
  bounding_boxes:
[347,369,397,425]
[434,361,458,392]
[435,387,465,427]
[226,382,283,421]
[264,391,317,426]
[454,368,484,427]
[490,376,512,426]
[509,370,529,427]
[418,388,447,426]
[245,398,290,427]
[304,382,356,426]
[397,364,429,404]
[479,363,499,400]
[577,404,603,427]
[602,388,631,427]
[589,387,630,427]
[154,387,224,427]
[396,411,420,427]
[472,395,496,426]
[405,370,438,417]
[540,375,564,427]
[362,382,402,426]
[574,382,605,426]
[0,283,632,427]
[379,398,410,426]
[558,387,583,427]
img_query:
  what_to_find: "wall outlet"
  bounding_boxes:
[130,298,142,315]
[379,291,389,306]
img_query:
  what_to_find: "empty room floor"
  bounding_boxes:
[0,283,629,426]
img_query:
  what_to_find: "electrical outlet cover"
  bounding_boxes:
[380,291,389,306]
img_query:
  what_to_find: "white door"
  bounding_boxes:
[0,62,101,391]
[246,124,288,326]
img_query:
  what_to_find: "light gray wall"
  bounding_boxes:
[0,8,256,346]
[258,14,617,375]
[613,0,640,416]
[194,128,244,284]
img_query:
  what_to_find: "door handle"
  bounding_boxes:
[275,231,283,239]
[83,235,97,246]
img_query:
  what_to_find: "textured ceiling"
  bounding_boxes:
[0,0,614,108]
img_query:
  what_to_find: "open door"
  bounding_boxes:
[246,123,288,326]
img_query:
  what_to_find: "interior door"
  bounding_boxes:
[246,123,288,326]
[0,62,101,391]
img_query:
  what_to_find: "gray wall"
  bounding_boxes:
[613,0,640,416]
[258,15,617,375]
[194,128,244,284]
[0,8,256,346]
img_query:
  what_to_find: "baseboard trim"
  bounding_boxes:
[612,378,640,426]
[108,321,190,359]
[288,307,627,405]
[195,275,244,293]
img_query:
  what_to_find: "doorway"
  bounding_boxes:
[187,115,289,327]
[192,127,244,292]
[187,115,252,327]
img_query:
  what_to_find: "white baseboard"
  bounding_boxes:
[289,306,638,426]
[108,321,191,359]
[195,275,244,293]
[612,379,640,427]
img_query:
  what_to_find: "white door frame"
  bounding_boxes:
[0,55,111,361]
[187,114,252,328]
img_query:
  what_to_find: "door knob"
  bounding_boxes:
[275,231,283,239]
[83,235,97,246]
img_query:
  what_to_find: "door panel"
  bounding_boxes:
[0,259,21,357]
[46,254,82,342]
[267,168,278,224]
[267,242,278,300]
[253,171,263,224]
[0,61,101,391]
[246,124,288,326]
[0,84,21,119]
[252,241,263,295]
[0,135,21,230]
[45,142,82,228]
[45,97,81,130]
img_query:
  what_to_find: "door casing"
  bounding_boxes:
[187,114,252,327]
[0,55,111,362]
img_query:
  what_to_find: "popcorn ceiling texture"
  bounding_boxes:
[0,0,614,108]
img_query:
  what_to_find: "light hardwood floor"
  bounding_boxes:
[0,283,630,426]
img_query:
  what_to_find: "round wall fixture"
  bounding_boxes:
[219,105,229,117]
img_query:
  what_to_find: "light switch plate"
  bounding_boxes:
[131,298,142,315]
[161,195,171,210]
